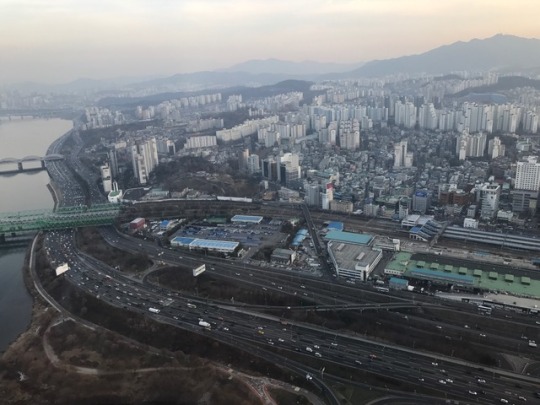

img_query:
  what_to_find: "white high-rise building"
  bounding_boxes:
[515,156,540,191]
[100,163,112,193]
[418,103,438,130]
[488,137,505,159]
[131,137,159,185]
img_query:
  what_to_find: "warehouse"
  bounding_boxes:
[231,214,264,224]
[171,236,239,254]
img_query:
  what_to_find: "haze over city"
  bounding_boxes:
[2,0,540,83]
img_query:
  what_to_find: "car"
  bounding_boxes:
[518,396,527,401]
[436,325,442,329]
[468,390,477,396]
[355,360,363,365]
[464,324,470,329]
[306,347,313,352]
[432,362,438,366]
[480,333,487,337]
[500,399,509,404]
[330,342,338,347]
[446,378,453,383]
[314,345,320,349]
[305,374,313,380]
[438,379,447,384]
[477,378,486,384]
[278,338,285,342]
[223,327,229,331]
[258,330,264,335]
[315,352,322,358]
[418,377,424,382]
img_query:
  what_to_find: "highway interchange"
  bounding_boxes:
[36,129,540,404]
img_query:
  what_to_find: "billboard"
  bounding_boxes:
[193,264,206,277]
[55,263,70,276]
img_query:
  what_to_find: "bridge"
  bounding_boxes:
[0,154,64,174]
[0,203,120,233]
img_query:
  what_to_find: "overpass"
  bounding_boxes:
[0,154,64,174]
[0,203,120,233]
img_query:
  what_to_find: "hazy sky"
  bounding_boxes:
[1,0,540,84]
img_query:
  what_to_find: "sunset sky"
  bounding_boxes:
[1,0,540,83]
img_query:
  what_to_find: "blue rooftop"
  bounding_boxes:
[324,230,373,245]
[409,268,475,285]
[191,239,239,251]
[389,277,408,286]
[171,236,195,245]
[327,221,344,231]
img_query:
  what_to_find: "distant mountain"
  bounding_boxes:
[98,79,320,108]
[344,34,540,77]
[219,58,363,75]
[4,75,164,94]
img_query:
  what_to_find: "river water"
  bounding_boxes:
[0,118,73,351]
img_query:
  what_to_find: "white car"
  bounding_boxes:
[477,378,486,384]
[438,379,447,384]
[500,399,509,404]
[468,390,477,396]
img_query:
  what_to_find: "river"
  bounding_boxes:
[0,118,73,351]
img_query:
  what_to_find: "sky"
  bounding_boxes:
[1,0,540,84]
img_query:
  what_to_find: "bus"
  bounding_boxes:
[478,305,492,315]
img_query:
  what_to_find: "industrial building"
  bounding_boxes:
[384,252,540,298]
[170,236,239,254]
[271,248,296,265]
[327,241,382,281]
[324,230,382,281]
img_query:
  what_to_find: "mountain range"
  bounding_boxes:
[5,34,540,94]
[346,34,540,77]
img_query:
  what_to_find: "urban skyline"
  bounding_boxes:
[2,0,540,83]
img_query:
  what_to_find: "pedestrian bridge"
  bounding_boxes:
[0,154,64,174]
[0,204,120,233]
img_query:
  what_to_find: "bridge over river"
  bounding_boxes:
[0,204,120,233]
[0,154,64,174]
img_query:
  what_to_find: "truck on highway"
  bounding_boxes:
[199,320,211,329]
[148,307,160,314]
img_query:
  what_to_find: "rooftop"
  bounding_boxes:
[325,230,373,245]
[231,215,263,223]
